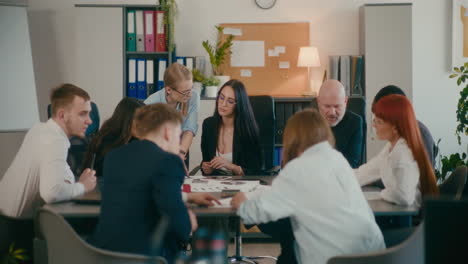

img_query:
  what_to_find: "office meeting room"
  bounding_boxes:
[1,0,467,263]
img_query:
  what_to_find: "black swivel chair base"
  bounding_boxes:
[228,220,278,264]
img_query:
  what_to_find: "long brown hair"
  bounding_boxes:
[83,97,144,172]
[373,95,439,197]
[282,109,335,167]
[164,63,192,116]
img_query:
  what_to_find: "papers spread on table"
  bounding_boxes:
[364,191,382,200]
[184,176,261,193]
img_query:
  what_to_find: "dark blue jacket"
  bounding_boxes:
[90,139,191,263]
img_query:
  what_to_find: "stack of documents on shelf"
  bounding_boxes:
[184,176,261,193]
[328,55,365,96]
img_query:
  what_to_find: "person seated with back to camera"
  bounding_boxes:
[83,97,218,204]
[355,94,439,206]
[231,109,385,264]
[90,104,220,263]
[200,79,263,176]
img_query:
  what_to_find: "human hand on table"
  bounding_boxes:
[231,192,247,210]
[187,192,221,207]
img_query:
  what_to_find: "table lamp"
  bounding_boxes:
[297,46,321,96]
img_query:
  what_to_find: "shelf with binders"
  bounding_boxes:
[123,5,172,100]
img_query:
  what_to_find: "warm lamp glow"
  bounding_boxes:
[297,46,321,67]
[298,46,321,96]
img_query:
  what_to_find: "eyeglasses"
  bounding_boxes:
[217,94,236,105]
[170,87,192,97]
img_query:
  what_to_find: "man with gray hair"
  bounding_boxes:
[317,80,364,168]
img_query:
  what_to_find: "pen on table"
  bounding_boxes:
[90,153,96,171]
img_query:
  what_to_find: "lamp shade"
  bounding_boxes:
[297,46,321,67]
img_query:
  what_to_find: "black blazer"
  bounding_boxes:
[201,116,263,175]
[90,139,190,263]
[331,110,363,168]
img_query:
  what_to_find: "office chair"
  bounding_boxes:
[0,213,34,263]
[249,95,276,174]
[327,223,424,264]
[347,96,366,163]
[438,165,467,200]
[36,206,167,264]
[47,102,100,177]
[424,198,468,264]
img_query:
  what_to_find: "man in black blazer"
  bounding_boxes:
[90,104,200,263]
[317,80,364,168]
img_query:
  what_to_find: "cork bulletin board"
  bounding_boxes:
[219,22,310,97]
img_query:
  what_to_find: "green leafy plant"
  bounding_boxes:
[434,65,468,181]
[435,139,467,182]
[202,26,234,75]
[449,63,468,144]
[202,76,221,87]
[1,243,29,264]
[192,68,206,83]
[160,0,178,52]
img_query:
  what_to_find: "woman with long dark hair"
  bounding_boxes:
[356,94,439,206]
[231,109,385,264]
[82,97,144,177]
[200,79,262,175]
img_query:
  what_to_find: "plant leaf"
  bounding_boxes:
[455,67,461,73]
[449,74,458,78]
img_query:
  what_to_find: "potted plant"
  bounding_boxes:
[202,76,221,98]
[160,0,178,52]
[192,68,206,96]
[435,64,468,182]
[1,243,29,264]
[202,26,234,88]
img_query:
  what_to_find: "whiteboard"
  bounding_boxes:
[0,4,39,132]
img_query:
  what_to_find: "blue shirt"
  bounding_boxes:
[144,89,200,136]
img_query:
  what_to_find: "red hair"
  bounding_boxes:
[372,95,438,197]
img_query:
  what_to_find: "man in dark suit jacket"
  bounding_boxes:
[90,104,197,263]
[317,80,364,168]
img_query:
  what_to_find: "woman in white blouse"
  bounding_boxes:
[355,94,438,206]
[231,109,385,264]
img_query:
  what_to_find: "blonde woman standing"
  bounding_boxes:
[145,63,200,165]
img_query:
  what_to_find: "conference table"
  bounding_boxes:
[45,175,419,260]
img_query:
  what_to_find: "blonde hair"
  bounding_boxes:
[164,63,193,116]
[282,109,335,167]
[133,103,183,137]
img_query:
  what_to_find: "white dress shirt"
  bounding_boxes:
[355,138,421,206]
[0,119,84,217]
[238,142,385,264]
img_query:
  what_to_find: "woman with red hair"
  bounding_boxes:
[356,95,438,206]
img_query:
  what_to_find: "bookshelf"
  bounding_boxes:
[122,5,172,99]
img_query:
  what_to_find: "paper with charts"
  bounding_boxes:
[184,176,260,193]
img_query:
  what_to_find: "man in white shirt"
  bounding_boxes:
[0,83,97,217]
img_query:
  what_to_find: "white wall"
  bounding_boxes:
[412,0,467,159]
[1,0,466,176]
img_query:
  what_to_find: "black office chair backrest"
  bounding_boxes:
[424,198,468,264]
[347,97,366,163]
[438,165,468,200]
[249,96,275,171]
